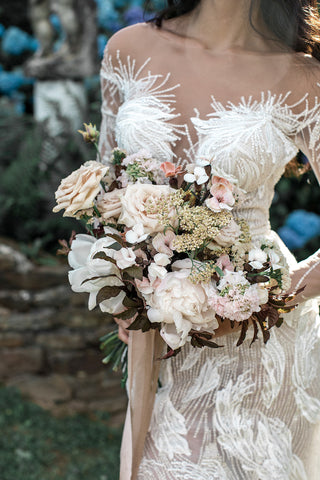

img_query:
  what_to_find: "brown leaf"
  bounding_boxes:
[123,296,140,308]
[160,347,181,360]
[236,320,249,347]
[267,308,280,329]
[127,313,151,332]
[107,233,126,247]
[93,251,117,264]
[122,265,143,280]
[96,286,123,304]
[250,320,259,347]
[115,307,137,320]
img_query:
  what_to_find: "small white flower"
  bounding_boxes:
[184,165,209,185]
[125,223,149,244]
[154,253,171,266]
[114,247,136,269]
[248,248,268,270]
[195,157,210,167]
[148,262,168,283]
[267,250,282,270]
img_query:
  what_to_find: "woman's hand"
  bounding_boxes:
[114,314,137,345]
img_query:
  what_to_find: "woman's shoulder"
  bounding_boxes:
[103,23,157,63]
[288,53,320,100]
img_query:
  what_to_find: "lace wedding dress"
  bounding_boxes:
[99,24,320,480]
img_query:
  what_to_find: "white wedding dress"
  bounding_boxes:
[99,23,320,480]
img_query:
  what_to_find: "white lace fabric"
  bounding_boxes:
[99,26,320,479]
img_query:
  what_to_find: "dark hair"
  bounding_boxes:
[147,0,320,61]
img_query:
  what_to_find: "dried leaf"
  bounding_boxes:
[97,286,123,304]
[267,308,279,329]
[107,233,126,247]
[160,347,181,360]
[123,296,140,308]
[127,313,151,332]
[93,251,117,264]
[115,307,137,320]
[276,317,284,328]
[236,320,249,347]
[250,320,259,347]
[122,265,143,280]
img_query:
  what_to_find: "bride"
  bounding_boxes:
[98,1,320,478]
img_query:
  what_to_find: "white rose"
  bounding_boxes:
[114,247,136,269]
[118,184,176,234]
[214,219,241,247]
[96,188,126,221]
[53,161,108,217]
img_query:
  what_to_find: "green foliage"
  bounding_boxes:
[0,101,86,257]
[0,385,122,480]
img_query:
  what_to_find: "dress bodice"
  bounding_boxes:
[99,41,320,242]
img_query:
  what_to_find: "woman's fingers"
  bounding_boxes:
[118,325,129,344]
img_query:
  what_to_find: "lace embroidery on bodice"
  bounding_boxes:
[100,52,320,238]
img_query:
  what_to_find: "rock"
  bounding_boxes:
[88,396,128,414]
[36,330,85,350]
[7,374,72,407]
[1,308,57,331]
[0,347,43,378]
[0,332,29,347]
[47,349,105,375]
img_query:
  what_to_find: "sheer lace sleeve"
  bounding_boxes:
[98,44,122,164]
[290,90,320,301]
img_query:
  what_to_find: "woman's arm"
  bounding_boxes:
[290,84,320,301]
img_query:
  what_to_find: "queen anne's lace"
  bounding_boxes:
[99,51,320,479]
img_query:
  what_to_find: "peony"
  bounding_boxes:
[96,188,126,221]
[147,269,218,347]
[119,184,176,234]
[68,231,125,314]
[53,161,109,217]
[214,219,241,247]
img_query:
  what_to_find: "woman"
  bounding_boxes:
[99,1,320,478]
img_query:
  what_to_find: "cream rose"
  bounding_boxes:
[96,188,126,221]
[118,184,176,234]
[214,219,241,247]
[53,161,109,218]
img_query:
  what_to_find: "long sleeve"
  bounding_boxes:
[98,45,122,164]
[290,95,320,301]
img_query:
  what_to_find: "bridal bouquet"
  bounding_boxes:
[53,124,301,358]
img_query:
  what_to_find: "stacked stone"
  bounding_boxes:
[0,240,127,426]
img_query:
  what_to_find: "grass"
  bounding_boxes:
[0,385,122,480]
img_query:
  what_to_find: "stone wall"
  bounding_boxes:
[0,239,127,427]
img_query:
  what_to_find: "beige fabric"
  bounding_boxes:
[120,330,164,480]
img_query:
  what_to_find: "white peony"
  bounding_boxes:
[147,269,218,347]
